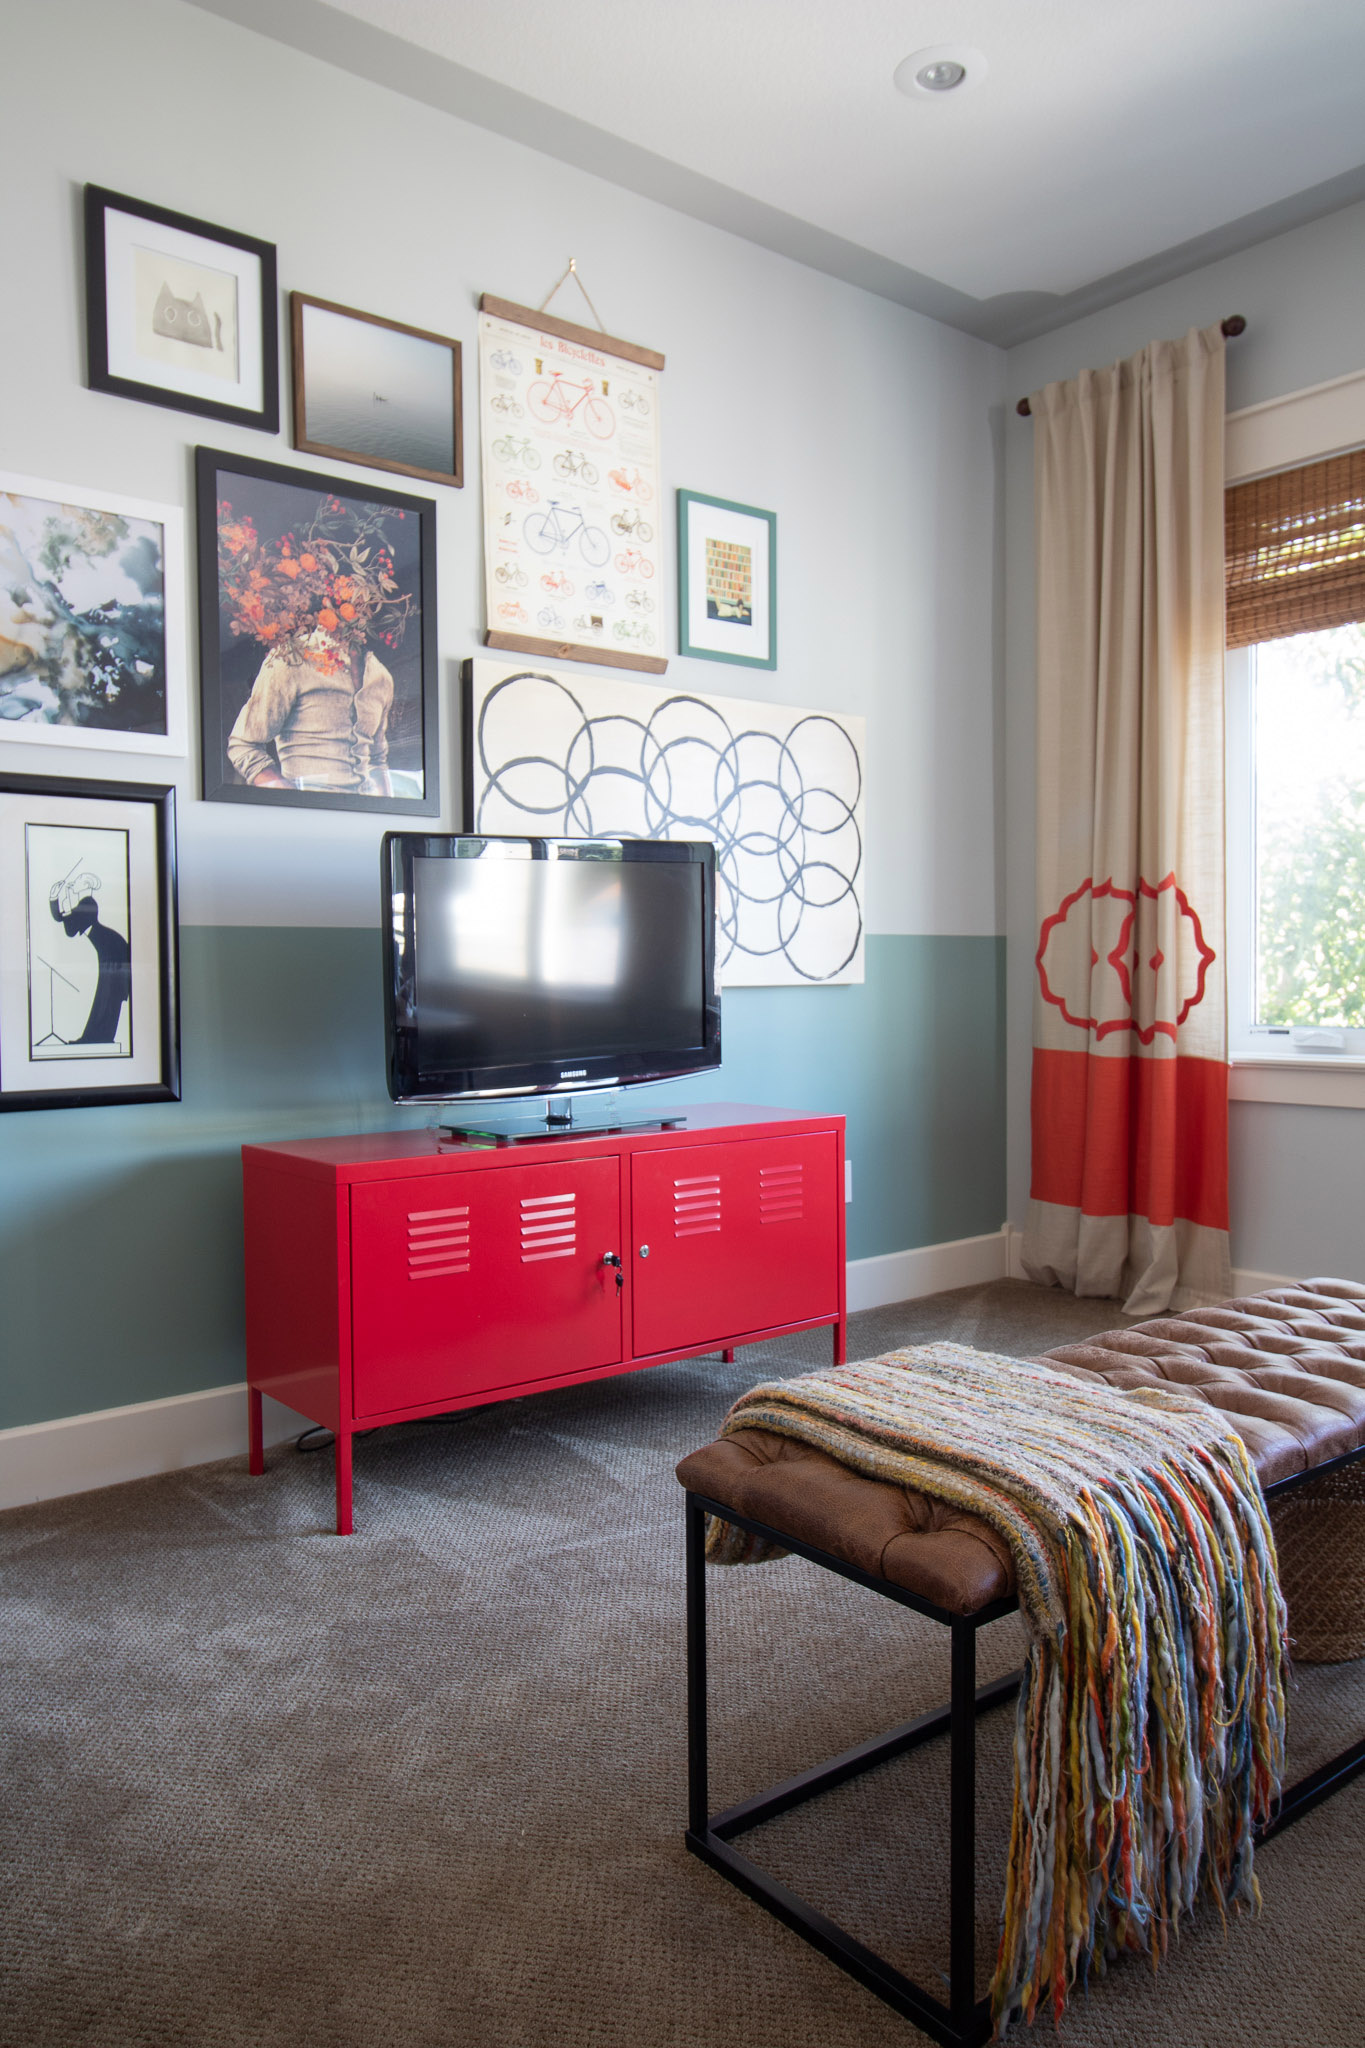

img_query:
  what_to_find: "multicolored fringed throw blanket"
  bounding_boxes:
[706,1344,1288,2033]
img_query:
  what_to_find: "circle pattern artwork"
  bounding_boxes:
[474,672,863,983]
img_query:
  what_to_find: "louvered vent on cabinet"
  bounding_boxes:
[406,1205,470,1280]
[759,1161,804,1225]
[520,1190,577,1263]
[673,1173,722,1237]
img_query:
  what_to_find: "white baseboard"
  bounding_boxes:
[3,1229,1016,1512]
[0,1385,307,1515]
[8,1232,1298,1514]
[846,1228,1009,1313]
[1230,1264,1300,1297]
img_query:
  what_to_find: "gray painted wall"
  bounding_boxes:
[0,0,1007,1431]
[1001,200,1365,1277]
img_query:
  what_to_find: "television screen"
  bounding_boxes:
[383,835,719,1103]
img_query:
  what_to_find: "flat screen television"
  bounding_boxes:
[382,834,720,1119]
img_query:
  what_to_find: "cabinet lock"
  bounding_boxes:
[638,1244,650,1259]
[601,1250,624,1293]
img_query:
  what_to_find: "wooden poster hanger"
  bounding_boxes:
[479,259,665,373]
[539,257,606,332]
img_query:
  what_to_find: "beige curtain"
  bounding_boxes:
[1022,325,1231,1316]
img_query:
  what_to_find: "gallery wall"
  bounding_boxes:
[1002,198,1365,1283]
[0,0,1007,1433]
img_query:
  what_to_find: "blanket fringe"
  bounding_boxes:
[704,1346,1287,2032]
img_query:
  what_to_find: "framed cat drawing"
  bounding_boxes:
[84,186,279,433]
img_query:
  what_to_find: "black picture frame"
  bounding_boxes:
[291,292,463,489]
[84,184,279,433]
[196,447,440,815]
[0,773,180,1112]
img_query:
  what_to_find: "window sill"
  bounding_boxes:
[1229,1057,1365,1109]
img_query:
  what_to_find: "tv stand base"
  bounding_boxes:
[439,1111,687,1146]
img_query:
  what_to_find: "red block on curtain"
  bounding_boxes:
[1022,325,1231,1316]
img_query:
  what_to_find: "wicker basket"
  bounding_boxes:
[1269,1460,1365,1664]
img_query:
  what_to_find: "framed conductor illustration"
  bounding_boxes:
[0,773,180,1111]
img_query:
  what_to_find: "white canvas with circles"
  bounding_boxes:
[466,659,864,986]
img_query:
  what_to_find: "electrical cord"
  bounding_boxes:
[294,1412,465,1454]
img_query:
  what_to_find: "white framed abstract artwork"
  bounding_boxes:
[463,658,864,986]
[0,472,186,754]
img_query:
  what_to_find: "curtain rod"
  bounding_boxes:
[1014,316,1247,418]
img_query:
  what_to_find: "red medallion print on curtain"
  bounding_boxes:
[1022,326,1231,1315]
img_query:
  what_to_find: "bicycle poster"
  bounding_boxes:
[478,296,666,675]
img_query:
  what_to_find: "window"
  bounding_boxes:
[1225,450,1365,1071]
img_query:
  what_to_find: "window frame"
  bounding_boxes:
[1226,638,1365,1100]
[1222,371,1365,1108]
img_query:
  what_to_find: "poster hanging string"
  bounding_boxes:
[538,258,607,334]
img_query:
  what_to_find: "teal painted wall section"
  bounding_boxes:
[0,928,1003,1432]
[668,936,1005,1258]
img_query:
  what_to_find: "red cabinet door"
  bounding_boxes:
[630,1134,839,1357]
[350,1157,622,1418]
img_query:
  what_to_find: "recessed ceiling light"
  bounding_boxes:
[893,44,988,99]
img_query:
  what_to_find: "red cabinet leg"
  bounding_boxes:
[833,1317,846,1365]
[248,1386,264,1475]
[722,1348,734,1363]
[335,1429,353,1535]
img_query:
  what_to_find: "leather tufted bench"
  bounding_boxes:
[678,1279,1365,1625]
[676,1280,1365,2047]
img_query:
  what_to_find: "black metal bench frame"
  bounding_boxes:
[684,1450,1365,2048]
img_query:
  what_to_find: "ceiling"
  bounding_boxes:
[192,0,1365,346]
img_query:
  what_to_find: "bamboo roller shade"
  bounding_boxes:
[1226,447,1365,647]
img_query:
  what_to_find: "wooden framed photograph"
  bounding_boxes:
[677,489,776,670]
[291,293,463,488]
[84,184,279,432]
[0,772,180,1111]
[196,448,439,815]
[0,471,186,754]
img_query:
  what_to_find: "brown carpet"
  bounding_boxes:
[2,1280,1361,2046]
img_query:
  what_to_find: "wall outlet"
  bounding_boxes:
[845,1160,853,1204]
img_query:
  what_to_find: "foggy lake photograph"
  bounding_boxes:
[298,300,458,480]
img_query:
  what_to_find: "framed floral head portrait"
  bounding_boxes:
[195,448,439,814]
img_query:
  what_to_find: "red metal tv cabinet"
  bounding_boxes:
[242,1103,846,1533]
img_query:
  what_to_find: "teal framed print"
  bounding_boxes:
[677,489,776,669]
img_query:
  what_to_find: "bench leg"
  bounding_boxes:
[949,1618,978,2024]
[684,1491,996,2048]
